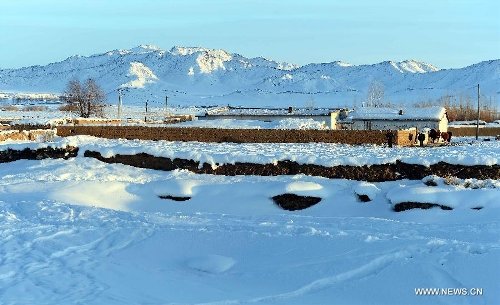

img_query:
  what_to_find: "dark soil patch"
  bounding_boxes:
[82,151,500,182]
[356,194,371,202]
[0,147,78,163]
[394,202,453,212]
[3,148,500,183]
[423,180,438,187]
[158,195,191,201]
[272,193,322,211]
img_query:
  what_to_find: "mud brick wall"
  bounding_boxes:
[27,129,56,141]
[10,124,51,131]
[395,129,418,146]
[448,126,500,137]
[56,125,399,145]
[0,131,27,141]
[73,118,122,125]
[0,129,56,142]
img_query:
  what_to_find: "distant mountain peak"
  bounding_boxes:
[167,46,233,74]
[121,62,158,89]
[0,45,496,109]
[170,46,206,55]
[375,60,439,74]
[106,45,162,57]
[169,46,231,57]
[398,59,439,73]
[331,60,353,67]
[130,45,161,53]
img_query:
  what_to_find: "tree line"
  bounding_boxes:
[414,91,499,122]
[358,80,499,123]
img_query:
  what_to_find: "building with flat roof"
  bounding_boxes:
[197,106,345,129]
[351,107,448,132]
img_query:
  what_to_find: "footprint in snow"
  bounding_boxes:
[185,254,236,274]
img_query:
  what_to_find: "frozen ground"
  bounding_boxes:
[0,135,499,305]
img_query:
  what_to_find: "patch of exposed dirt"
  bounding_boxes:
[158,195,191,201]
[83,151,500,182]
[3,147,497,212]
[0,147,78,163]
[2,148,500,182]
[356,194,371,202]
[271,194,322,211]
[393,202,453,212]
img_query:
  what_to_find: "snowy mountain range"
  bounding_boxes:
[0,45,498,108]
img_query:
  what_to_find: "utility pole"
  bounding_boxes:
[165,96,169,117]
[118,89,122,120]
[145,99,148,122]
[476,84,480,140]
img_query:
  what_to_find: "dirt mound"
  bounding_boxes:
[2,147,500,182]
[271,194,322,211]
[0,147,78,163]
[393,202,453,212]
[158,195,191,201]
[83,151,500,182]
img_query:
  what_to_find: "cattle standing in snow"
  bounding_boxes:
[429,129,438,143]
[418,133,426,147]
[441,131,449,143]
[385,130,395,148]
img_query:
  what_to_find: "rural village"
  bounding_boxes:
[0,44,499,305]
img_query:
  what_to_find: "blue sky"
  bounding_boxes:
[1,0,499,69]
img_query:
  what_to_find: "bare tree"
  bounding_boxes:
[366,80,385,107]
[63,78,106,118]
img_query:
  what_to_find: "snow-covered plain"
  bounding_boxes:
[1,133,499,305]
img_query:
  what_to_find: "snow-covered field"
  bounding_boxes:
[1,134,499,305]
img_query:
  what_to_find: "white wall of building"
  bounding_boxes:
[352,119,448,132]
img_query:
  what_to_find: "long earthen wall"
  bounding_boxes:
[54,125,404,145]
[448,126,500,137]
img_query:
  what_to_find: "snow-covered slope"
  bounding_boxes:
[0,45,498,108]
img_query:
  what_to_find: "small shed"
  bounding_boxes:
[351,107,448,132]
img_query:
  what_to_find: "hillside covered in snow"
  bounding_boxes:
[0,45,498,108]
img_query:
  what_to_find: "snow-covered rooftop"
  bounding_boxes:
[351,107,446,121]
[205,107,339,116]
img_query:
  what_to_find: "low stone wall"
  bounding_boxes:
[73,118,122,125]
[55,125,412,145]
[2,123,431,146]
[448,126,500,137]
[9,124,51,131]
[0,129,56,142]
[0,130,26,141]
